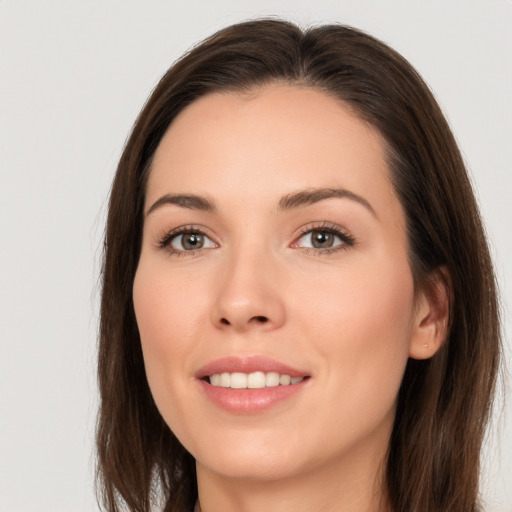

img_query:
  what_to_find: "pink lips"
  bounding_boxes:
[196,356,310,414]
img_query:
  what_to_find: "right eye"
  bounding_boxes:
[158,227,218,256]
[170,232,216,251]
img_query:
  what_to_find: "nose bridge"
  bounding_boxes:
[213,239,285,332]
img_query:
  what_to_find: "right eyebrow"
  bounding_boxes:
[146,193,216,217]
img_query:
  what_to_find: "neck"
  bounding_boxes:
[195,448,389,512]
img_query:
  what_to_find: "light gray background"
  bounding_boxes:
[1,1,510,511]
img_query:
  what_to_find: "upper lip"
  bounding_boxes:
[195,355,309,379]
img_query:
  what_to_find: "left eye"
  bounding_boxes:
[170,232,216,251]
[295,230,345,249]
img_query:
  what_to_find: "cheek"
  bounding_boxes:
[133,268,183,356]
[299,254,414,337]
[296,256,415,417]
[133,258,212,349]
[132,263,205,420]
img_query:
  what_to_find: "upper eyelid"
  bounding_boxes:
[293,221,352,238]
[162,224,212,236]
[157,224,217,248]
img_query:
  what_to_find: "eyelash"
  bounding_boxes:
[292,221,356,255]
[156,222,356,256]
[157,225,215,257]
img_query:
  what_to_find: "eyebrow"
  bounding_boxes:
[146,187,376,217]
[146,193,216,216]
[278,188,376,216]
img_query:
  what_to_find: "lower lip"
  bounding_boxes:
[198,379,308,414]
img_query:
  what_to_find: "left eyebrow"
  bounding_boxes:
[277,187,376,217]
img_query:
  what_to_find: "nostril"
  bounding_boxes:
[218,315,269,327]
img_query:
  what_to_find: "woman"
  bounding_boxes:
[96,19,500,512]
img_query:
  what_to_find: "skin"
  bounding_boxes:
[133,85,447,512]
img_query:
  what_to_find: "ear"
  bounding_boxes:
[409,266,452,360]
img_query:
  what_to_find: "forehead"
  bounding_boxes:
[147,84,400,219]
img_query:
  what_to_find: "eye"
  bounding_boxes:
[292,224,355,253]
[170,231,216,251]
[157,227,217,255]
[299,230,340,249]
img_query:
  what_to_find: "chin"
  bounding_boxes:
[199,453,304,482]
[192,430,309,482]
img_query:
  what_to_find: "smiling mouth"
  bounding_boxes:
[197,358,311,412]
[206,371,308,389]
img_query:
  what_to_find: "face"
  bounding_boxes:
[133,85,424,484]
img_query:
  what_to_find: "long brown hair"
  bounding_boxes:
[97,19,500,512]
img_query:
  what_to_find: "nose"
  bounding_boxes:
[212,248,286,333]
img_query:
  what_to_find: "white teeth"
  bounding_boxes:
[219,372,230,387]
[208,371,306,388]
[247,371,266,389]
[265,372,280,387]
[279,374,291,385]
[230,372,247,389]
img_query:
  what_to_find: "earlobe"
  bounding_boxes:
[409,266,452,360]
